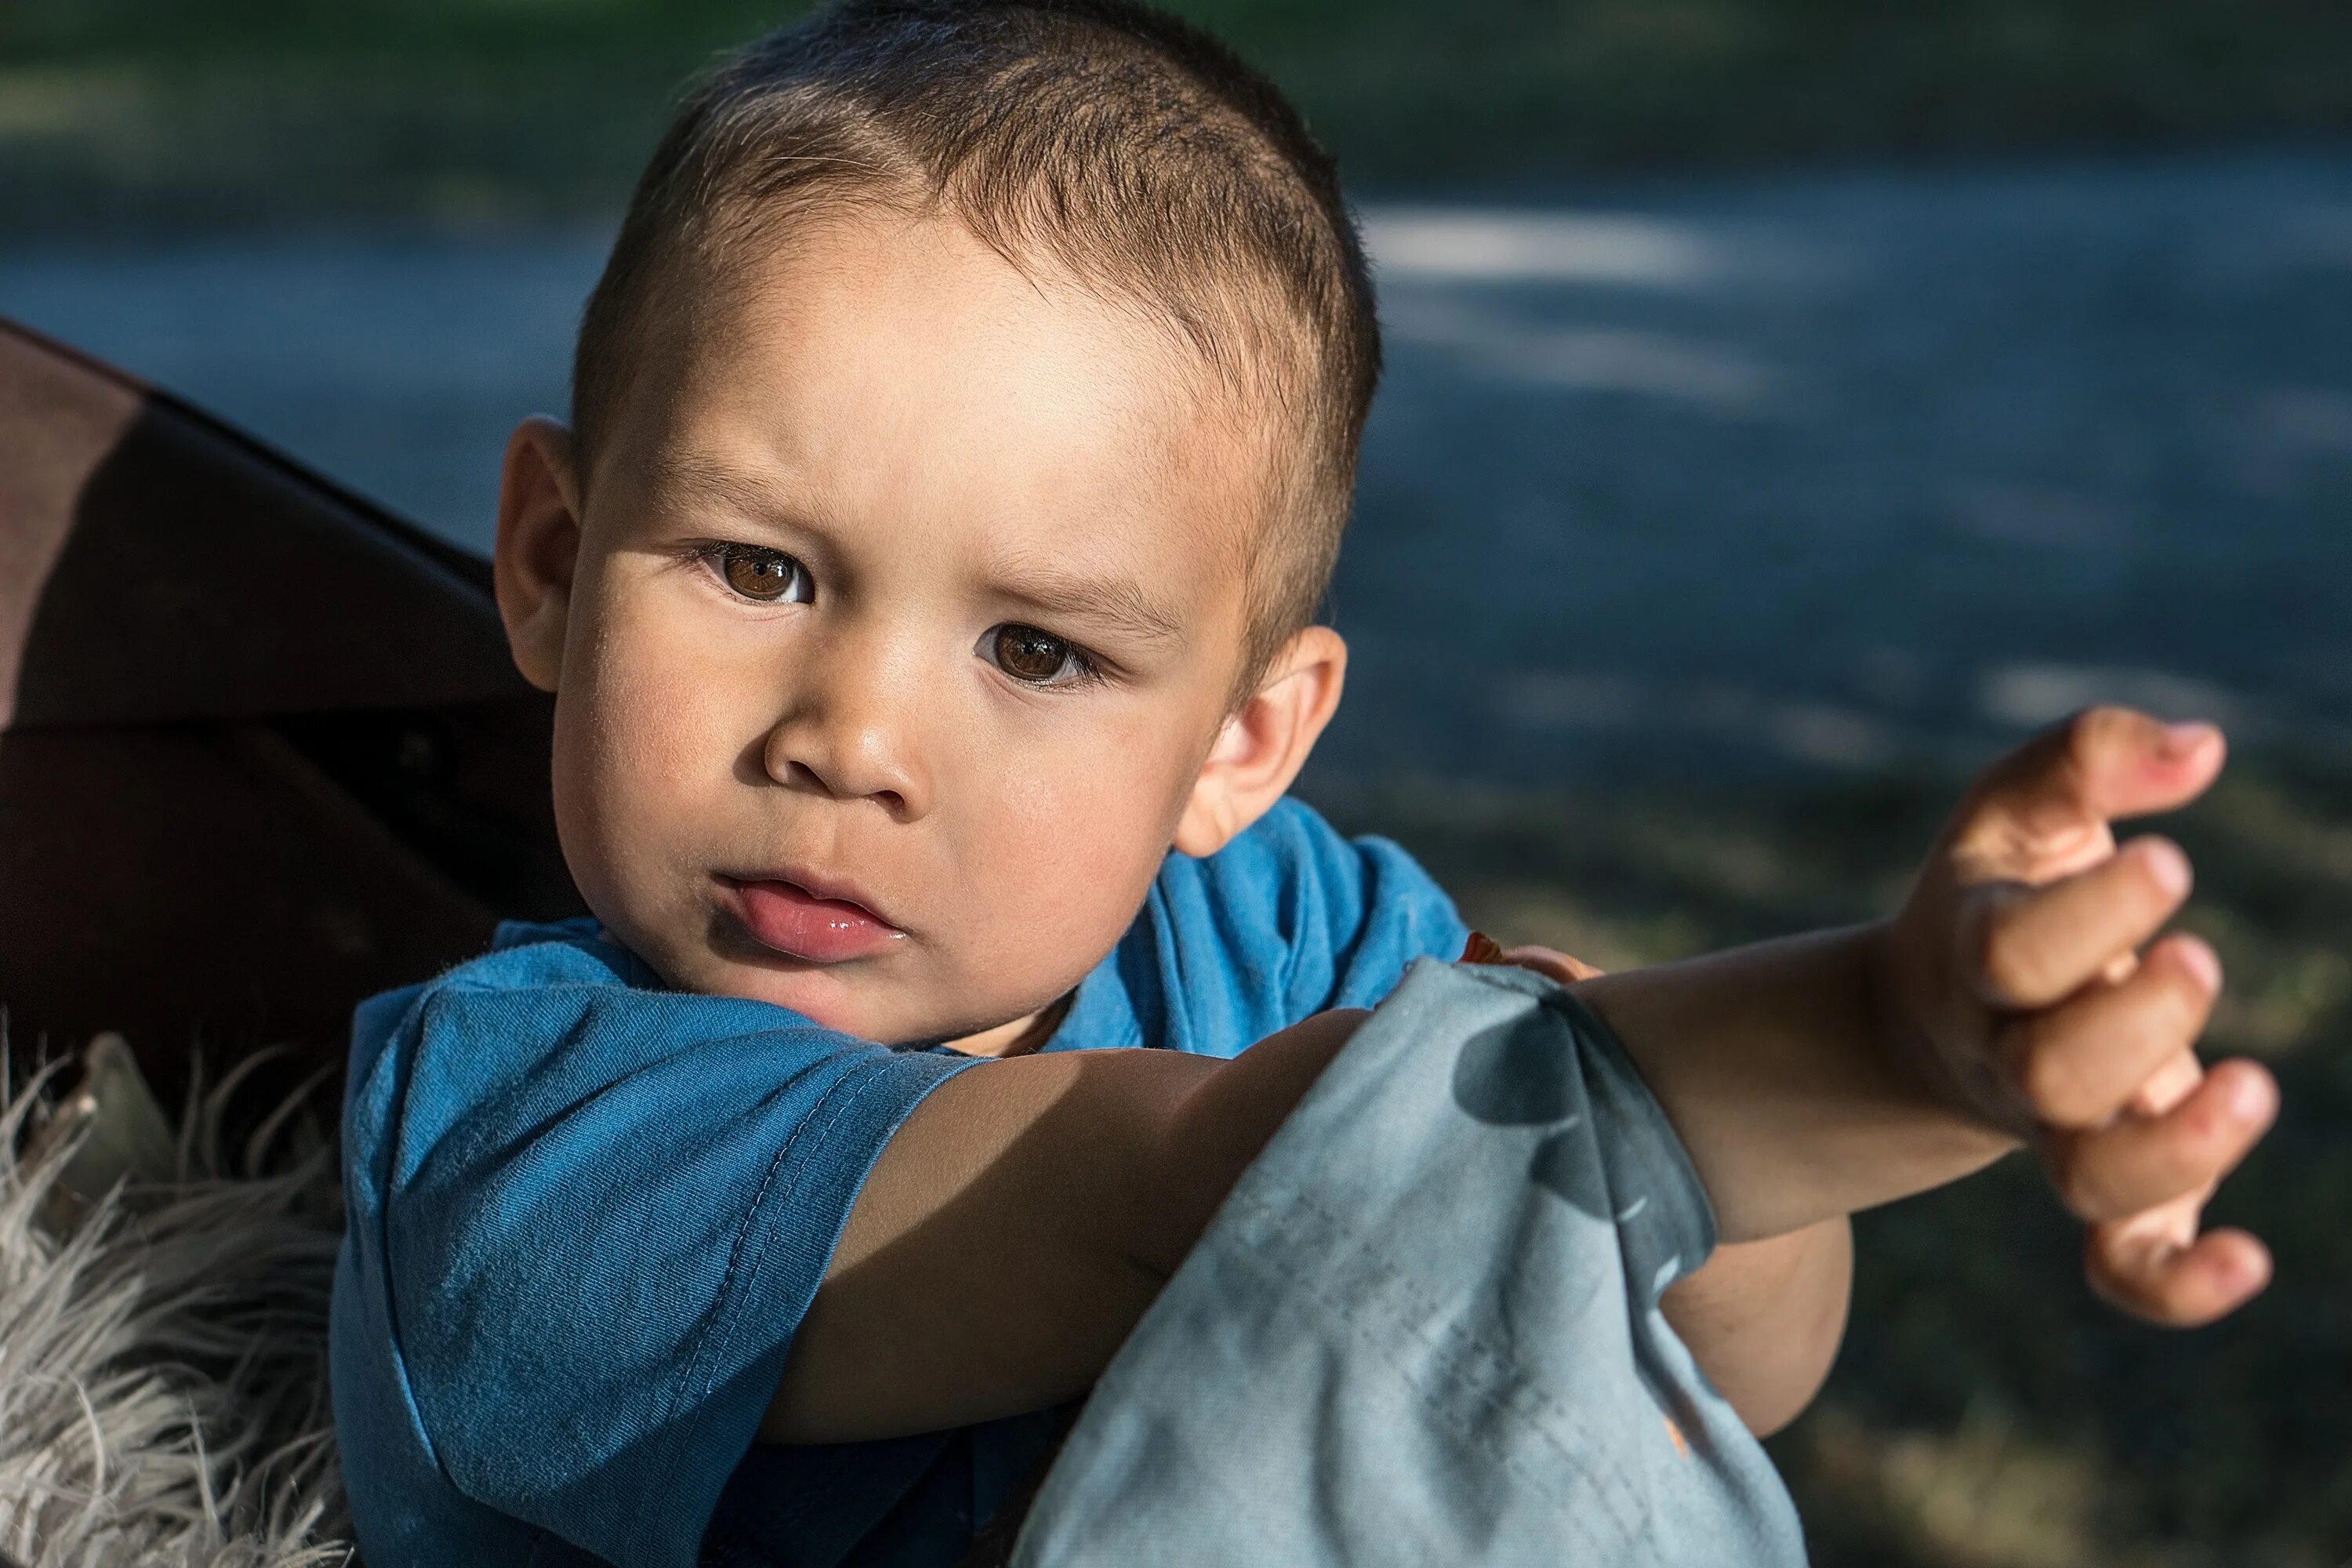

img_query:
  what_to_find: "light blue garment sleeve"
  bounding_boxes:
[333,920,976,1568]
[1013,958,1809,1566]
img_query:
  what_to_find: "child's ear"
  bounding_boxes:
[1175,626,1348,858]
[493,416,584,694]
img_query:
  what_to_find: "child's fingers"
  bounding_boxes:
[1966,837,2196,1010]
[2042,1057,2276,1221]
[1952,707,2224,875]
[1996,933,2220,1125]
[1498,944,1603,983]
[2085,1218,2273,1327]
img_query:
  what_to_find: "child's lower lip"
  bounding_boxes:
[724,877,905,964]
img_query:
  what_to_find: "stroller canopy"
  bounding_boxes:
[0,315,577,1093]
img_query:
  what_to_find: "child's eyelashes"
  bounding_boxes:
[982,624,1102,689]
[696,542,813,604]
[686,543,1102,688]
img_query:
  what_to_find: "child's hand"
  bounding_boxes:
[1882,706,2278,1327]
[1461,931,1603,982]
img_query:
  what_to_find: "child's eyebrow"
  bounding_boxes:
[648,453,814,528]
[988,561,1189,648]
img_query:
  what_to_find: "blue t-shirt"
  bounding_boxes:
[332,799,1468,1568]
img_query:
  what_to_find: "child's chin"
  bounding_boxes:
[705,958,948,1044]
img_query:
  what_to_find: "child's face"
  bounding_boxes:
[497,211,1329,1046]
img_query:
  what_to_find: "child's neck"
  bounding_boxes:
[944,992,1076,1058]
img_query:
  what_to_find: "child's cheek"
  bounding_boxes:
[554,601,737,920]
[956,712,1200,964]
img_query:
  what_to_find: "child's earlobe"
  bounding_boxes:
[492,416,583,693]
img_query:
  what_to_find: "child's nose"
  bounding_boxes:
[759,645,932,818]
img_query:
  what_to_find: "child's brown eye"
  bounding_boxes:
[989,625,1083,684]
[716,546,811,604]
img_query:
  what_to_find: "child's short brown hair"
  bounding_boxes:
[572,0,1379,684]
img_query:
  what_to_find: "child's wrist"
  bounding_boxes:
[1857,917,2028,1158]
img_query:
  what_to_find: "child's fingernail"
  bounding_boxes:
[2227,1071,2273,1124]
[2220,1241,2272,1297]
[2156,720,2218,760]
[2142,838,2192,898]
[2172,933,2220,991]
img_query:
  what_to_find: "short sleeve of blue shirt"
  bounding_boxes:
[332,923,975,1568]
[332,797,1470,1568]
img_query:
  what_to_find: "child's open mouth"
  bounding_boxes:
[719,874,906,964]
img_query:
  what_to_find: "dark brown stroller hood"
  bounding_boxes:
[0,314,577,1096]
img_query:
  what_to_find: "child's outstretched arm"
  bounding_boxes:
[764,707,2274,1446]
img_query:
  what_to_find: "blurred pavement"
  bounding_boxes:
[5,148,2348,789]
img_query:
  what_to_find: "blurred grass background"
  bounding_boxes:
[5,0,2352,233]
[5,2,2348,1563]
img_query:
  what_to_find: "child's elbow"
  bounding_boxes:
[1663,1217,1853,1439]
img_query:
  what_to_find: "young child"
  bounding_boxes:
[328,3,2279,1564]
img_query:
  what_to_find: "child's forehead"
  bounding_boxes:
[695,208,1288,425]
[623,210,1287,570]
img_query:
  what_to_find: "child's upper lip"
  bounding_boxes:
[717,866,902,931]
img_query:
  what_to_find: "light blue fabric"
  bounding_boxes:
[331,798,1469,1568]
[1014,959,1809,1566]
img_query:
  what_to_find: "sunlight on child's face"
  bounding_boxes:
[552,212,1269,1045]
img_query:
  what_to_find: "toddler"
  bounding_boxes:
[330,3,2278,1564]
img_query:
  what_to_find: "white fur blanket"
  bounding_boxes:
[0,1046,350,1567]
